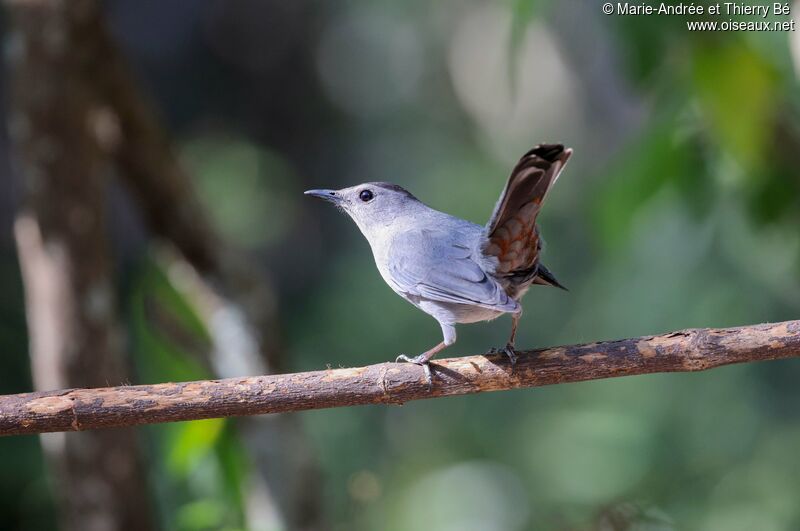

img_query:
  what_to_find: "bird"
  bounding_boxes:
[305,143,571,384]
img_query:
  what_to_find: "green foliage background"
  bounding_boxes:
[1,1,800,530]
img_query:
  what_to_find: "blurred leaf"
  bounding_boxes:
[215,426,249,519]
[168,419,227,475]
[593,502,675,531]
[507,0,539,91]
[692,42,778,170]
[129,256,211,383]
[129,257,247,530]
[182,133,299,248]
[175,499,228,531]
[749,165,799,224]
[612,11,682,86]
[593,119,701,247]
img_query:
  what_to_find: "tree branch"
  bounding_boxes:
[2,320,798,437]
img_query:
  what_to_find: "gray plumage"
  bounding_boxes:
[305,144,572,382]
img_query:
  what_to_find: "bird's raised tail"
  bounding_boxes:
[481,144,572,278]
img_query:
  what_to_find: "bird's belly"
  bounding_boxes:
[417,299,506,325]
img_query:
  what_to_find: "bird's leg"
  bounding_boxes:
[504,309,522,367]
[490,309,522,369]
[396,323,455,388]
[395,342,446,384]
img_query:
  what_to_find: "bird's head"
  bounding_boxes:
[304,182,420,238]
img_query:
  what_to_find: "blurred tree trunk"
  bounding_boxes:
[6,1,324,529]
[8,2,155,531]
[7,0,324,528]
[81,7,325,529]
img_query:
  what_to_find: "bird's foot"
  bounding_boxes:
[395,354,433,389]
[489,344,518,371]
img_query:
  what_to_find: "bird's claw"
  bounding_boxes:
[504,344,518,368]
[490,344,518,371]
[395,354,433,389]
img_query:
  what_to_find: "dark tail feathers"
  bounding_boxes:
[533,263,568,291]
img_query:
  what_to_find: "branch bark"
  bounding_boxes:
[2,320,798,437]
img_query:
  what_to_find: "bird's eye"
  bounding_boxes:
[359,189,374,202]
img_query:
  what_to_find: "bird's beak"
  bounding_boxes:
[304,189,341,204]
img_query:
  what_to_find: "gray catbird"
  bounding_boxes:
[306,143,571,383]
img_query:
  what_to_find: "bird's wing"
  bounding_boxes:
[483,144,572,275]
[387,228,517,311]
